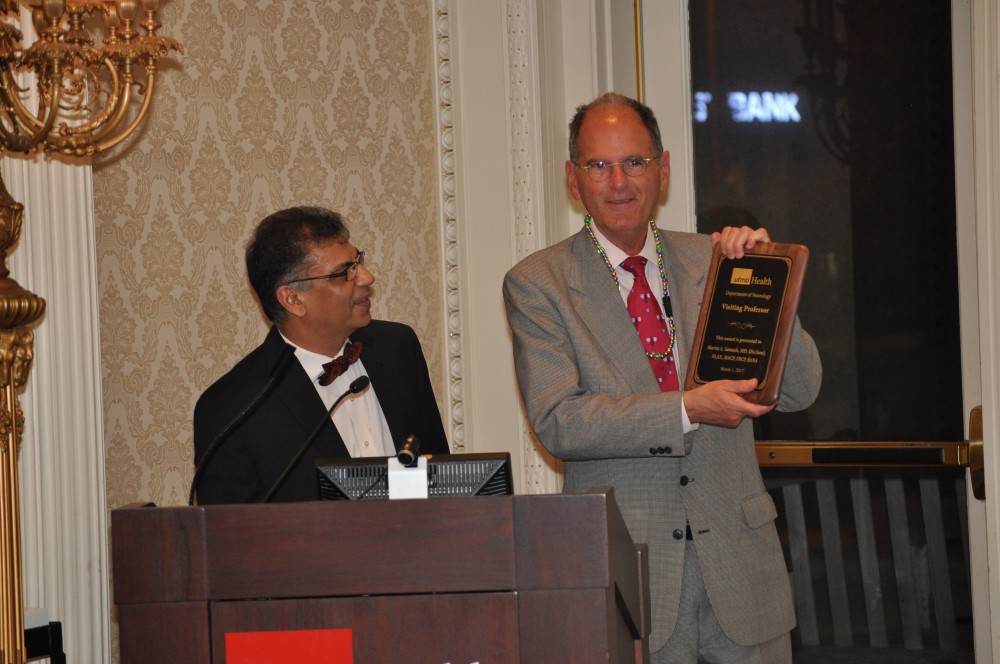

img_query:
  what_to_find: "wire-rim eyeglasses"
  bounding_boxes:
[575,156,659,181]
[285,250,365,285]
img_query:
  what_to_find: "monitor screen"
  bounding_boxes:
[317,452,513,501]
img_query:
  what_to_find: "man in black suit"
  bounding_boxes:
[193,206,449,504]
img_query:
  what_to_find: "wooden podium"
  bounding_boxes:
[112,489,649,663]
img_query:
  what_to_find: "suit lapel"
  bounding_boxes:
[659,231,709,373]
[568,230,661,394]
[353,324,423,454]
[263,327,351,458]
[350,326,403,454]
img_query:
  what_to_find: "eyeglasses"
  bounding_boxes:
[575,156,659,181]
[285,251,365,285]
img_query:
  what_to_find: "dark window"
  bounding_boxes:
[689,0,962,442]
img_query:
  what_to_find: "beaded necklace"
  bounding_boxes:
[584,215,676,361]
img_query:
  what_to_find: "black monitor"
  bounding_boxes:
[317,452,513,501]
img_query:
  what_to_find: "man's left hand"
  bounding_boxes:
[711,226,771,259]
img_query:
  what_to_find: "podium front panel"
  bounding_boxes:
[204,497,517,599]
[518,587,644,664]
[118,601,210,664]
[212,593,519,663]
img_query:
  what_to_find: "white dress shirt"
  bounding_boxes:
[589,223,696,433]
[281,332,394,457]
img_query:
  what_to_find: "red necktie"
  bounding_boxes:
[620,256,679,392]
[318,340,363,386]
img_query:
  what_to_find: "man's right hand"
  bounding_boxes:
[682,378,775,428]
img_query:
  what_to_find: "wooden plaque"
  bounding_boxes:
[684,242,809,405]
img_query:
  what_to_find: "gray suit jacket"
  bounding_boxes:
[503,227,821,651]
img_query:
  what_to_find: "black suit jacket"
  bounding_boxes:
[193,320,449,504]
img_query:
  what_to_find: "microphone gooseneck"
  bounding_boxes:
[189,343,297,506]
[260,375,370,503]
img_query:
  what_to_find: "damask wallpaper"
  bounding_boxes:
[93,0,443,510]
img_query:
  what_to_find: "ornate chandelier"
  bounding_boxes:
[0,0,181,155]
[0,1,180,662]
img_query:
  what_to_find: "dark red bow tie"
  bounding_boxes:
[318,340,363,386]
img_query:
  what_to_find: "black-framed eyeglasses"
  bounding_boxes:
[285,251,365,285]
[575,156,659,181]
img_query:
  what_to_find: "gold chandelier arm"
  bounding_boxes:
[43,60,135,156]
[83,35,183,153]
[0,122,38,153]
[0,62,63,153]
[92,64,152,153]
[45,37,183,156]
[43,55,131,155]
[7,34,92,137]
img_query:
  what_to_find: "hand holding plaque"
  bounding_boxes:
[683,242,809,405]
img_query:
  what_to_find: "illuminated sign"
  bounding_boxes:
[693,91,801,124]
[694,92,713,122]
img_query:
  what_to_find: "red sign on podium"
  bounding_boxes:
[226,629,353,663]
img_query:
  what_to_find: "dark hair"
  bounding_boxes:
[246,206,350,323]
[568,92,663,163]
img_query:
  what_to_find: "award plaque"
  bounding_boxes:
[684,242,809,405]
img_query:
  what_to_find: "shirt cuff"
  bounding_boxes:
[681,396,699,434]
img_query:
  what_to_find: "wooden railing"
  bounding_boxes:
[756,406,984,497]
[755,406,982,659]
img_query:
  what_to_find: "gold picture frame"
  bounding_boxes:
[633,0,645,102]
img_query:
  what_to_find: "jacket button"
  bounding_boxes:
[680,475,689,486]
[664,447,672,454]
[672,529,684,540]
[649,447,658,455]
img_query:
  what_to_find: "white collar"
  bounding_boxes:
[278,331,350,384]
[589,222,658,269]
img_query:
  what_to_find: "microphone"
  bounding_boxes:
[397,434,422,467]
[188,342,297,506]
[260,375,370,503]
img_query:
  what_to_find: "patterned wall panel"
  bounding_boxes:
[94,0,443,509]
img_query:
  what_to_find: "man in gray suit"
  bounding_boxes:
[503,93,821,662]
